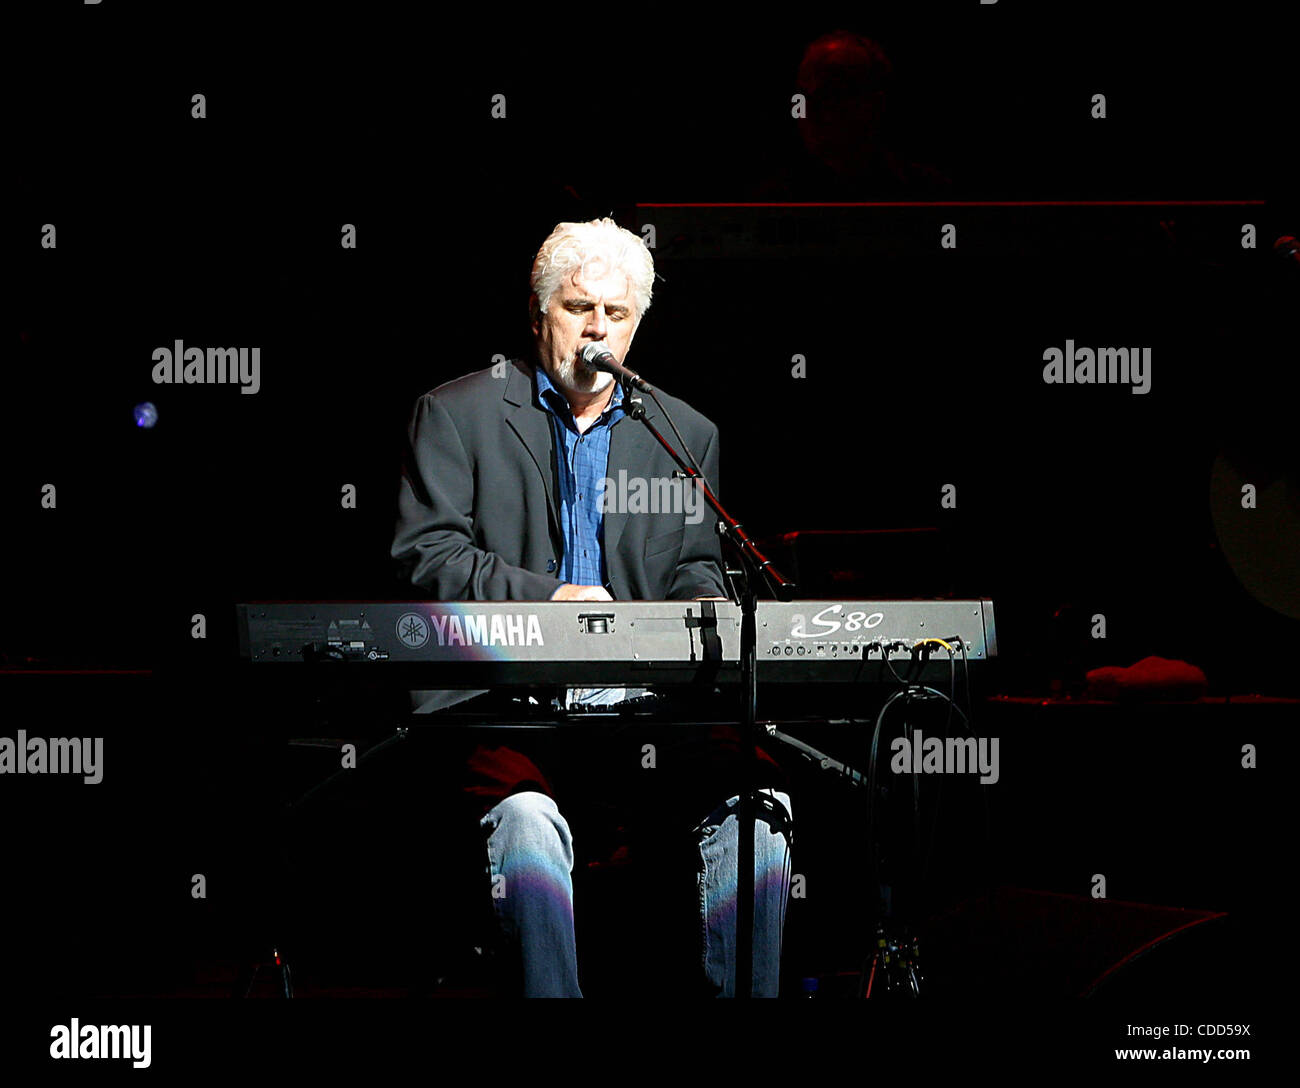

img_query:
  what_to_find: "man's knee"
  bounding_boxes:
[482,790,575,869]
[694,790,793,840]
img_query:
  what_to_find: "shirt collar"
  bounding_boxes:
[535,363,625,422]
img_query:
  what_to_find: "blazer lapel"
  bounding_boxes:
[503,360,561,542]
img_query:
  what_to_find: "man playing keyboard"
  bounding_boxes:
[391,217,792,996]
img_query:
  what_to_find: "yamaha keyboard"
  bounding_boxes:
[237,600,996,687]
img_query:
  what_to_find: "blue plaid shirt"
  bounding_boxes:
[535,366,626,591]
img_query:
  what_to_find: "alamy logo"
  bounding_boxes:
[890,728,1000,784]
[1042,340,1151,394]
[598,470,704,524]
[0,732,102,784]
[151,340,261,394]
[50,1019,151,1068]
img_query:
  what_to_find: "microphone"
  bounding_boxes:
[579,342,653,392]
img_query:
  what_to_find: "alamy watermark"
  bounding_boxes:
[598,470,704,523]
[50,1019,150,1068]
[0,732,103,784]
[152,340,261,394]
[890,728,999,785]
[1042,340,1151,395]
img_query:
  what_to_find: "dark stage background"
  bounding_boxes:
[3,0,1295,1063]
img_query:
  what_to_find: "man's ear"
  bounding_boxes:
[529,293,542,337]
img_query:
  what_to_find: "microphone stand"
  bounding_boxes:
[621,383,796,998]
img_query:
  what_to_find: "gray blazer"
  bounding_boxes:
[392,356,727,602]
[392,358,727,710]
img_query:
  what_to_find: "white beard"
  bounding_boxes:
[551,347,614,395]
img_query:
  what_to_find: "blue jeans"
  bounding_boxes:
[480,788,793,997]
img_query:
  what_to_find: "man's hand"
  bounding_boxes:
[550,583,614,602]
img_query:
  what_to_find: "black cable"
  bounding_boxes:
[867,686,916,935]
[881,642,912,686]
[861,638,990,994]
[921,645,959,885]
[865,643,970,991]
[866,679,927,999]
[902,684,972,727]
[908,648,994,918]
[909,684,921,877]
[960,639,994,912]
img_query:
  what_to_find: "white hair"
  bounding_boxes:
[529,217,655,324]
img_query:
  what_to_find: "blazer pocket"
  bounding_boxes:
[643,526,686,560]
